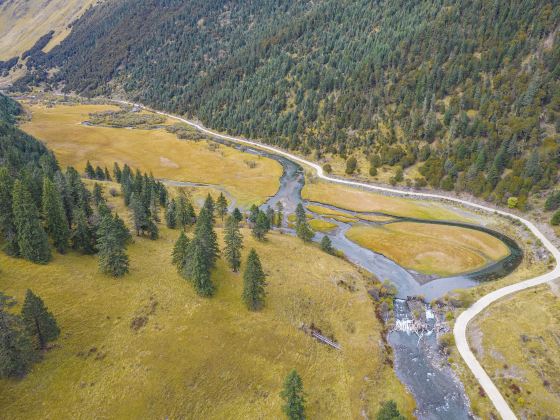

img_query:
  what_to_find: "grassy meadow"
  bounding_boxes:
[0,186,414,419]
[346,223,510,277]
[302,180,470,221]
[468,282,560,418]
[20,103,283,207]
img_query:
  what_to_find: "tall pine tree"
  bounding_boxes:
[42,177,70,253]
[0,167,19,256]
[0,309,37,378]
[242,249,266,310]
[21,290,60,350]
[224,214,243,272]
[96,213,129,277]
[216,192,228,221]
[12,180,51,264]
[172,231,190,274]
[280,369,306,420]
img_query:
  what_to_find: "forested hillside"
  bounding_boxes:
[16,0,560,209]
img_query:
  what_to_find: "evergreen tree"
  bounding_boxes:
[193,207,220,268]
[112,213,132,246]
[242,249,266,310]
[0,167,19,256]
[92,182,104,205]
[249,204,259,223]
[551,209,560,226]
[172,230,190,273]
[188,237,215,297]
[176,194,195,228]
[232,207,243,223]
[85,160,95,179]
[12,180,51,264]
[53,171,73,228]
[97,213,129,277]
[295,203,306,226]
[266,206,275,228]
[224,215,243,272]
[202,194,215,222]
[0,309,37,378]
[295,203,313,242]
[104,167,112,181]
[320,235,333,254]
[165,198,177,228]
[42,177,70,253]
[113,162,122,182]
[252,210,270,241]
[280,369,306,420]
[71,208,96,254]
[216,192,228,221]
[376,400,405,420]
[21,290,60,350]
[95,166,105,180]
[275,201,284,227]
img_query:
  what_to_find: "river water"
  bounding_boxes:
[202,136,522,419]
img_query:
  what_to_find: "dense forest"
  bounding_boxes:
[14,0,560,209]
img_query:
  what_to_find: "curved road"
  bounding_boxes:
[115,99,560,420]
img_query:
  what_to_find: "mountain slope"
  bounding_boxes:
[0,0,97,60]
[16,0,560,209]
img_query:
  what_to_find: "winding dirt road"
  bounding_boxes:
[115,99,560,420]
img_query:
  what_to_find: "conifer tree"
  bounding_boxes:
[53,171,73,228]
[172,230,190,273]
[216,192,228,221]
[275,201,284,227]
[97,213,129,277]
[280,369,306,420]
[266,206,275,228]
[189,237,215,297]
[112,213,132,246]
[232,207,243,223]
[176,194,195,228]
[42,177,70,253]
[252,210,270,241]
[21,290,60,350]
[193,207,219,268]
[203,194,215,222]
[104,167,112,181]
[242,249,266,310]
[376,400,405,420]
[295,203,313,242]
[249,204,259,223]
[0,309,37,378]
[95,166,105,180]
[0,167,19,256]
[165,198,177,228]
[320,235,334,254]
[12,180,51,264]
[71,208,96,254]
[92,182,104,206]
[224,215,243,272]
[113,162,122,182]
[85,161,95,179]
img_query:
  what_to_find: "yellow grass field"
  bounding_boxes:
[346,223,510,276]
[469,283,560,417]
[308,219,338,233]
[303,180,470,221]
[0,0,95,60]
[20,103,283,207]
[0,215,413,418]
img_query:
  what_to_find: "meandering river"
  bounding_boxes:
[200,136,523,419]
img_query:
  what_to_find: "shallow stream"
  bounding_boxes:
[203,136,522,419]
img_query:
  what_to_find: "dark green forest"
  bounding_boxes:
[15,0,560,209]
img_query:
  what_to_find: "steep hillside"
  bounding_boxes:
[15,0,560,209]
[0,0,97,60]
